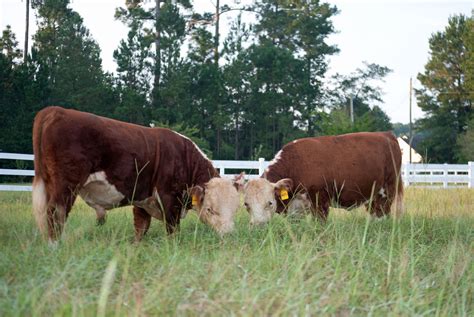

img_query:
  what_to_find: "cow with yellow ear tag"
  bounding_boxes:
[243,132,404,225]
[243,178,297,225]
[188,177,241,236]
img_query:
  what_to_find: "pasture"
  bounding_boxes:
[0,188,473,316]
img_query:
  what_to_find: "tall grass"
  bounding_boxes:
[0,188,473,316]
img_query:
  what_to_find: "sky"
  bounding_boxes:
[1,0,472,123]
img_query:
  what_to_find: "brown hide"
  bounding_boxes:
[263,132,403,218]
[32,106,218,240]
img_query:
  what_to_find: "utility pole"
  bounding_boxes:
[24,0,30,63]
[409,77,413,163]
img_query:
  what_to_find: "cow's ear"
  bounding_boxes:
[233,172,246,192]
[274,178,293,201]
[189,185,205,209]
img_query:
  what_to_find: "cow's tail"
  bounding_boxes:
[32,110,48,236]
[387,132,404,217]
[393,173,404,217]
[32,177,48,235]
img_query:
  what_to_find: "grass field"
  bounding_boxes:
[0,188,473,316]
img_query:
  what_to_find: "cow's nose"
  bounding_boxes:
[218,221,235,235]
[250,218,265,226]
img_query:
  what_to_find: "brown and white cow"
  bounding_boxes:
[32,106,240,242]
[243,132,404,225]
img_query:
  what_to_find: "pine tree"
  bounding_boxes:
[416,14,473,162]
[32,0,116,115]
[113,17,153,124]
[324,62,393,134]
[0,26,46,153]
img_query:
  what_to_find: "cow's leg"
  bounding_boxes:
[46,184,77,242]
[367,195,392,218]
[164,208,181,235]
[367,185,397,218]
[95,206,107,226]
[161,195,181,235]
[311,191,330,222]
[133,206,151,242]
[368,201,383,218]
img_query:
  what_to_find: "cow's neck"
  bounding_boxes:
[188,144,219,186]
[264,166,285,184]
[193,156,218,186]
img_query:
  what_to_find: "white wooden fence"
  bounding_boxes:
[0,153,35,191]
[1,152,473,191]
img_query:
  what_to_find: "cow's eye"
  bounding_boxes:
[207,207,218,215]
[244,202,249,209]
[268,201,273,206]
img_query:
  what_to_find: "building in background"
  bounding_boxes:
[397,137,423,163]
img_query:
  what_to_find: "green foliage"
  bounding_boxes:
[457,118,474,162]
[150,120,212,158]
[113,17,152,125]
[321,62,394,136]
[356,105,392,132]
[393,122,410,137]
[329,62,392,106]
[252,0,339,137]
[416,14,473,163]
[0,26,45,153]
[0,26,22,62]
[32,0,117,116]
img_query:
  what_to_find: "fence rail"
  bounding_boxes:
[1,152,473,191]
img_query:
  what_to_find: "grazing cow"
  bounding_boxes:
[243,132,403,225]
[32,106,240,242]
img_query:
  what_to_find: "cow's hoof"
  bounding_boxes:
[48,239,59,249]
[96,218,106,226]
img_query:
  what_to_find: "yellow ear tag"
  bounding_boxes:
[280,189,289,200]
[192,195,198,206]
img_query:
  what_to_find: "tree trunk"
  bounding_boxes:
[250,125,254,159]
[214,0,220,66]
[152,0,161,107]
[306,57,313,136]
[234,106,239,160]
[24,0,30,63]
[272,115,276,154]
[216,125,221,157]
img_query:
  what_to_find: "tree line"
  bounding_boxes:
[0,0,472,163]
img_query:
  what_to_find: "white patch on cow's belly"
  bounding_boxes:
[79,171,125,209]
[287,192,311,216]
[378,188,387,198]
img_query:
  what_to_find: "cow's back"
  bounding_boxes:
[33,107,163,202]
[265,132,401,207]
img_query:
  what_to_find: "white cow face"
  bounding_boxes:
[243,178,294,225]
[287,192,312,217]
[189,178,241,235]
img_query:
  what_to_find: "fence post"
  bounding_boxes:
[468,161,474,189]
[258,158,265,176]
[403,163,409,187]
[443,163,448,188]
